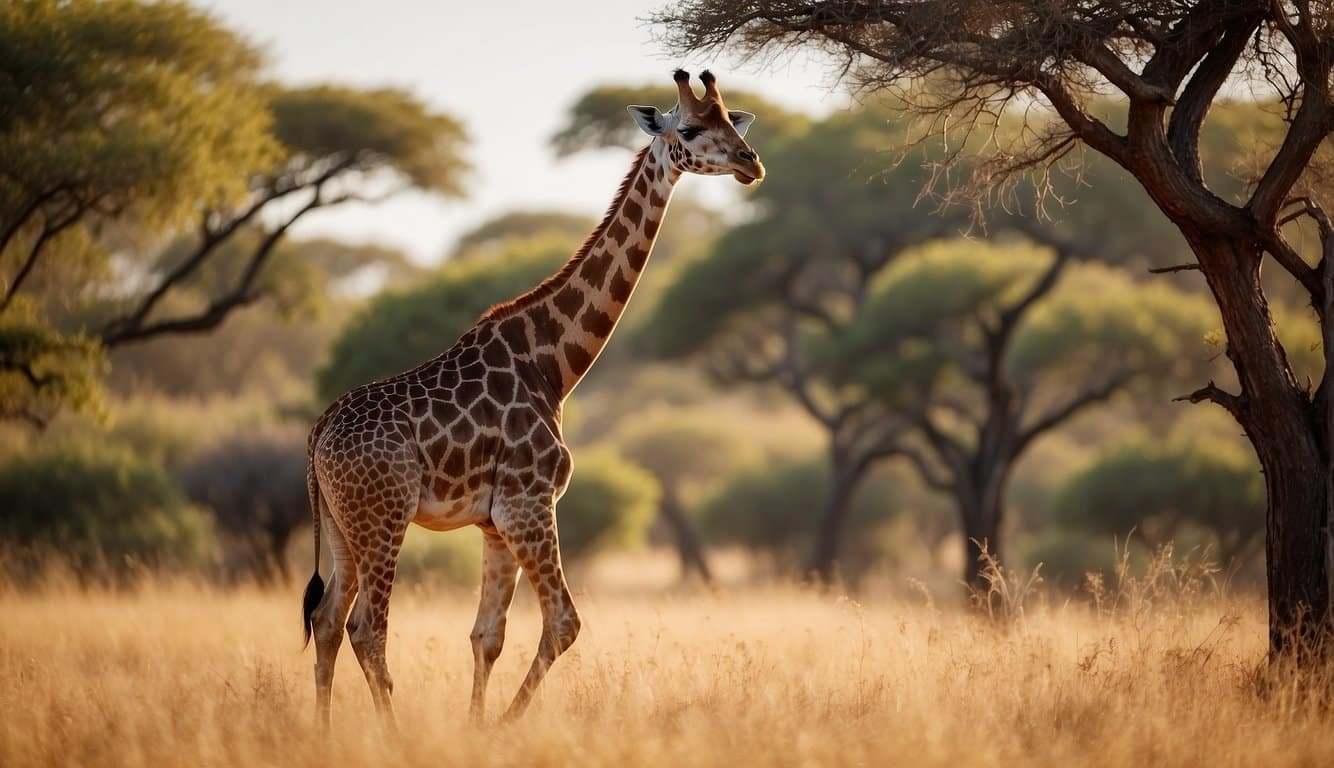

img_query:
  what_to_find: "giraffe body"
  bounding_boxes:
[302,69,764,727]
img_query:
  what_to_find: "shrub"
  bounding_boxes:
[698,454,901,577]
[396,526,482,587]
[0,442,214,579]
[179,426,308,582]
[557,450,659,558]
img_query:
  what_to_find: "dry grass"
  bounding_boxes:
[3,571,1333,768]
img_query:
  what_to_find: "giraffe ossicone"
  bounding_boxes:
[301,69,763,727]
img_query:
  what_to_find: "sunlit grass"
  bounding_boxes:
[4,563,1332,768]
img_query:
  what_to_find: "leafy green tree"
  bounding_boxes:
[614,410,760,582]
[555,450,659,558]
[643,94,1226,587]
[657,0,1334,656]
[1055,436,1265,567]
[824,244,1218,587]
[698,454,902,580]
[0,441,213,578]
[0,1,469,424]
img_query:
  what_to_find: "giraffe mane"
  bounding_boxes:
[482,145,653,321]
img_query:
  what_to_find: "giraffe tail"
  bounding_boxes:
[302,423,326,649]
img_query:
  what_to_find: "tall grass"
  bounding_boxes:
[3,564,1333,767]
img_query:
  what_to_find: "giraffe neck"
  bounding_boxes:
[501,140,679,401]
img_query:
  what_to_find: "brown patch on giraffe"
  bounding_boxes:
[482,339,510,367]
[563,343,593,377]
[643,216,660,240]
[487,370,516,402]
[497,316,529,350]
[578,250,614,289]
[606,217,630,245]
[609,269,633,303]
[626,244,649,272]
[527,305,562,346]
[552,285,583,320]
[579,307,614,337]
[455,379,483,407]
[623,199,642,223]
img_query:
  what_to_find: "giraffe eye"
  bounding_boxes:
[678,126,703,140]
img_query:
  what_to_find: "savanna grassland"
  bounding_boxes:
[4,563,1332,768]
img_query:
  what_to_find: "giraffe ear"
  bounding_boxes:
[627,105,668,136]
[729,110,756,136]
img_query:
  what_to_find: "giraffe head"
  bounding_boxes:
[628,69,765,186]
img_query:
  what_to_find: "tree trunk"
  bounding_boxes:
[809,452,861,585]
[957,468,1008,593]
[659,484,713,584]
[1190,234,1330,658]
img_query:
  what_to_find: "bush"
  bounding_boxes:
[396,525,482,587]
[179,426,308,582]
[0,442,214,579]
[698,454,901,577]
[1019,529,1122,590]
[1054,434,1263,565]
[557,450,659,558]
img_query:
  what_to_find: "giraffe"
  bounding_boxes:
[301,69,764,728]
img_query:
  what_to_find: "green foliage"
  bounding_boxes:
[551,84,805,157]
[557,450,659,558]
[642,101,962,357]
[825,241,1219,407]
[613,408,760,491]
[0,310,105,426]
[317,233,574,401]
[0,441,213,576]
[1055,434,1264,560]
[267,85,469,195]
[698,454,899,574]
[0,0,276,223]
[1020,528,1121,589]
[397,525,483,587]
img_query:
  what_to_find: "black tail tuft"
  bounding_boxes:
[302,571,325,649]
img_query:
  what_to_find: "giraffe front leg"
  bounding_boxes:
[497,503,581,720]
[469,526,520,722]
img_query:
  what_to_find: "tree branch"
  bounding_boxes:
[0,199,88,313]
[889,443,955,492]
[1172,379,1246,420]
[1014,369,1134,455]
[1166,17,1258,185]
[101,188,327,347]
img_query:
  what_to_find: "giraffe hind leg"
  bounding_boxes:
[469,527,520,722]
[496,501,581,720]
[346,514,409,732]
[311,511,358,729]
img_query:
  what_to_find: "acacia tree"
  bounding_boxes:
[824,245,1217,587]
[657,0,1334,656]
[0,0,468,424]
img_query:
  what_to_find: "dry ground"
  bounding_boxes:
[2,574,1332,767]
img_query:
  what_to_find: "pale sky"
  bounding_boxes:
[200,0,851,264]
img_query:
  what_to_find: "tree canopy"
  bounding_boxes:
[0,0,471,425]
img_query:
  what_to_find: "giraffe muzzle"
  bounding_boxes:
[731,155,766,186]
